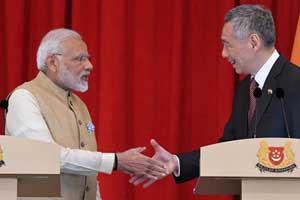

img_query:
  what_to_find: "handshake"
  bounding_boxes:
[115,139,178,188]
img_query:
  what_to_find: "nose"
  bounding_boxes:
[222,46,228,58]
[85,59,93,71]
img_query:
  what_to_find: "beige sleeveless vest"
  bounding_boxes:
[14,72,98,200]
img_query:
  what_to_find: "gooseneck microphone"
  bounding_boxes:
[276,88,291,138]
[0,99,8,109]
[253,87,262,98]
[252,87,262,138]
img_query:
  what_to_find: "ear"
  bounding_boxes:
[249,33,260,50]
[45,55,59,73]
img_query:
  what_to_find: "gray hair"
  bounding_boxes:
[224,5,275,48]
[36,28,81,71]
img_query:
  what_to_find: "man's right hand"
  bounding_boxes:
[116,145,168,180]
[129,139,178,188]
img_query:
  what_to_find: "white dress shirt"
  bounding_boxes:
[254,49,279,88]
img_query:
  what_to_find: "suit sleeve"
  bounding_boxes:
[174,150,200,183]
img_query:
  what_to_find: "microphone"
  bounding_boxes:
[252,87,262,138]
[276,88,291,138]
[253,87,262,98]
[0,99,8,109]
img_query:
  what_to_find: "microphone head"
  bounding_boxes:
[0,100,8,109]
[253,87,262,98]
[276,88,284,98]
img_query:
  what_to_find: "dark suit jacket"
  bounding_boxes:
[175,55,300,183]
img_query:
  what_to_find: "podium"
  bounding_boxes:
[0,136,61,200]
[194,138,300,200]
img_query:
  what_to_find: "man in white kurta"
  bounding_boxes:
[5,28,167,200]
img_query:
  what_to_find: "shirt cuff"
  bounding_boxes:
[173,155,180,177]
[99,153,115,174]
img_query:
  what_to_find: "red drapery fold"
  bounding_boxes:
[1,1,299,200]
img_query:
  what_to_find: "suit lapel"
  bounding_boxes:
[255,77,276,126]
[254,55,286,131]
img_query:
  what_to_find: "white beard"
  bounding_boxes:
[57,65,89,92]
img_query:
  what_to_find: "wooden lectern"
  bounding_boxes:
[0,136,61,200]
[194,138,300,200]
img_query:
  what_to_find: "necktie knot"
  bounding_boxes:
[250,78,258,92]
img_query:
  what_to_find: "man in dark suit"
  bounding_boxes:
[130,4,300,187]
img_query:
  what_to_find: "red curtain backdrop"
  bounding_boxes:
[0,1,299,200]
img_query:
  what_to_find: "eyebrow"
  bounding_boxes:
[76,53,90,56]
[73,53,91,58]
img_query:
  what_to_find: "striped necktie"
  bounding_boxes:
[248,78,258,126]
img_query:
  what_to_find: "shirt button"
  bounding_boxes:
[85,186,90,192]
[80,142,86,148]
[78,120,82,125]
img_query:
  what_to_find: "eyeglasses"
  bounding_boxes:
[52,53,63,58]
[52,53,91,64]
[72,54,91,63]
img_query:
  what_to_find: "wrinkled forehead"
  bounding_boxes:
[59,37,88,55]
